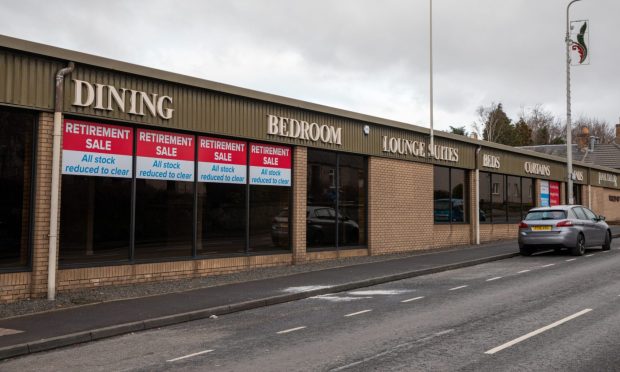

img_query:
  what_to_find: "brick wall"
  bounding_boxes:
[292,147,307,264]
[590,186,620,222]
[368,157,472,255]
[480,223,519,242]
[57,254,292,291]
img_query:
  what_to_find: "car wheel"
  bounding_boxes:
[571,234,586,256]
[520,245,534,256]
[602,231,611,251]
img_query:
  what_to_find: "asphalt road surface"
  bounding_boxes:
[3,241,620,372]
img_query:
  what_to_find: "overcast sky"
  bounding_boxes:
[1,0,618,131]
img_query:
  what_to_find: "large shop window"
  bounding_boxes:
[0,110,35,270]
[59,120,292,266]
[433,166,468,223]
[60,120,133,264]
[248,143,292,252]
[479,172,534,223]
[307,149,367,250]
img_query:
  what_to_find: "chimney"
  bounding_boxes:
[589,136,597,151]
[616,123,620,144]
[576,126,589,152]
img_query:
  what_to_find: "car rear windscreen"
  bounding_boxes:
[524,210,567,221]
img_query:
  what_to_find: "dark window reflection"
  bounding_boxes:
[491,174,507,223]
[522,178,534,216]
[479,172,492,223]
[307,150,367,250]
[572,184,582,205]
[433,166,451,223]
[0,110,34,269]
[451,168,466,223]
[507,176,522,222]
[307,151,337,248]
[60,176,131,264]
[338,154,367,247]
[249,185,290,252]
[197,183,245,255]
[135,179,194,259]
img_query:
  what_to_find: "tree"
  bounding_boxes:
[571,116,615,144]
[475,103,516,145]
[513,118,533,146]
[519,105,563,145]
[449,125,467,136]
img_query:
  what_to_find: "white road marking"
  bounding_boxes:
[602,250,609,253]
[0,328,23,337]
[449,285,468,291]
[311,295,373,302]
[517,269,531,274]
[541,264,555,268]
[401,296,424,303]
[585,254,594,257]
[565,258,577,262]
[276,326,307,334]
[167,349,214,362]
[282,285,332,293]
[486,277,502,282]
[485,308,593,355]
[348,290,412,296]
[345,309,372,317]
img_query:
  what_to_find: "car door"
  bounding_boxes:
[582,207,606,245]
[573,207,596,245]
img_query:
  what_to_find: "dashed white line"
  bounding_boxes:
[449,285,468,291]
[345,309,372,317]
[517,269,531,274]
[486,277,502,282]
[565,258,577,262]
[276,326,307,334]
[585,254,594,257]
[167,349,214,362]
[485,308,592,355]
[541,264,555,268]
[401,296,424,303]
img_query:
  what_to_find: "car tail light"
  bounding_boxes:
[556,220,573,227]
[518,222,528,228]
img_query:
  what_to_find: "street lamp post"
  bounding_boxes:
[429,0,434,156]
[566,0,582,205]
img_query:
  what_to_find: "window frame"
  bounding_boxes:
[479,172,535,225]
[433,166,469,225]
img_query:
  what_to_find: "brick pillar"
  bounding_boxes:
[291,146,307,264]
[469,169,478,244]
[560,182,566,204]
[30,112,58,298]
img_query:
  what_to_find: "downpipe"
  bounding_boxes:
[48,62,75,300]
[475,146,481,245]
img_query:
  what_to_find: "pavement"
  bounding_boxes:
[1,227,619,361]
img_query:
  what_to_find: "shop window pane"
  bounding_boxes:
[197,183,246,255]
[572,184,582,205]
[307,150,337,249]
[451,168,466,223]
[135,180,194,259]
[249,186,290,252]
[491,174,507,223]
[433,166,451,223]
[522,178,534,215]
[0,110,34,269]
[338,154,367,247]
[59,176,131,264]
[507,176,522,222]
[479,172,492,223]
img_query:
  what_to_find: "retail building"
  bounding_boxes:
[1,35,619,302]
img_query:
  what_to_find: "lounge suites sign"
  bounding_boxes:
[381,136,459,163]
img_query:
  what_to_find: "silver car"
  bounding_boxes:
[518,205,612,256]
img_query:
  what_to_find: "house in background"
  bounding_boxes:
[520,124,620,170]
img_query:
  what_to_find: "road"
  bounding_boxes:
[2,241,620,371]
